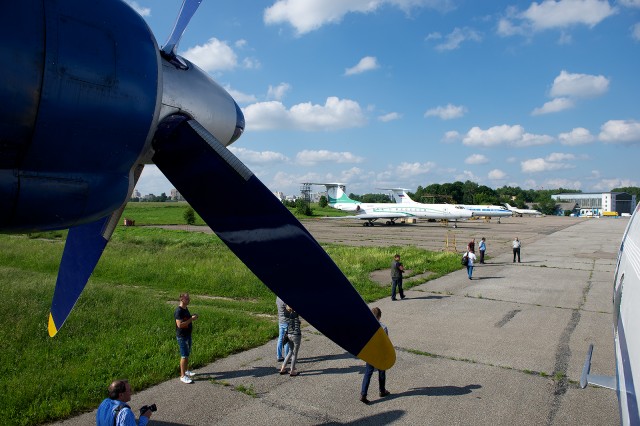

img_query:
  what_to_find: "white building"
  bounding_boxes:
[551,192,636,216]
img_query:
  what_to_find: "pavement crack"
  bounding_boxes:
[546,259,594,425]
[259,395,339,424]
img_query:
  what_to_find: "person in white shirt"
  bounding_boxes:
[465,249,477,280]
[512,237,521,263]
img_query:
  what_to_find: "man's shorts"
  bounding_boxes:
[177,336,192,358]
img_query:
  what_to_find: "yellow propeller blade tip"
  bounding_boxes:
[357,327,396,370]
[48,313,58,337]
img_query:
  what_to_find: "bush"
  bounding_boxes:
[295,199,312,216]
[183,207,196,225]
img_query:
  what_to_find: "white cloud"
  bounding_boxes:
[425,32,442,41]
[545,178,582,190]
[533,70,608,116]
[488,169,506,180]
[521,152,576,173]
[499,0,616,36]
[456,170,481,182]
[592,178,639,191]
[242,57,261,69]
[378,112,402,122]
[546,152,576,162]
[599,119,640,144]
[224,86,258,104]
[524,0,616,29]
[345,56,379,75]
[430,27,482,51]
[558,31,573,44]
[618,0,640,8]
[532,97,574,115]
[228,147,289,165]
[465,154,489,165]
[632,23,640,41]
[558,127,595,145]
[396,161,437,178]
[264,0,453,34]
[267,83,291,101]
[425,103,467,120]
[124,0,150,16]
[442,130,461,143]
[182,38,237,72]
[295,150,364,166]
[550,70,610,98]
[243,97,367,131]
[462,124,553,147]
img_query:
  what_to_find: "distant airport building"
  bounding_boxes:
[551,192,636,216]
[170,188,184,201]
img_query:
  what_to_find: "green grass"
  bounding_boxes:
[0,227,460,425]
[121,201,349,225]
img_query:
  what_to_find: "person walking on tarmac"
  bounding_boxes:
[479,237,487,264]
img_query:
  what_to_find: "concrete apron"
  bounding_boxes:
[53,218,625,425]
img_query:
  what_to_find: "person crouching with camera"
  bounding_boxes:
[96,379,153,425]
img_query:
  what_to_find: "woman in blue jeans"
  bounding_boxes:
[466,249,477,280]
[280,305,302,376]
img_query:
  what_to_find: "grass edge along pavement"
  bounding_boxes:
[0,227,461,426]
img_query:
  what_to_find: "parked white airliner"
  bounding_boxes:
[314,183,473,227]
[581,202,640,425]
[504,203,542,216]
[384,188,512,222]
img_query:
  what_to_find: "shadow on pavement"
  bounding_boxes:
[372,384,482,404]
[321,410,405,425]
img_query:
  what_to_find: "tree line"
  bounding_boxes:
[347,181,640,216]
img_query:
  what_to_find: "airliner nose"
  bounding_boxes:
[230,102,245,143]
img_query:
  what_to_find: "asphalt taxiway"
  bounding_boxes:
[53,216,624,425]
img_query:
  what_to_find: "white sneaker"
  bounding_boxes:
[185,370,195,377]
[180,375,194,384]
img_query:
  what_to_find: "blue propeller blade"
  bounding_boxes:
[152,116,395,370]
[48,216,110,336]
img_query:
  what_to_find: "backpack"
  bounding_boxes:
[461,253,469,266]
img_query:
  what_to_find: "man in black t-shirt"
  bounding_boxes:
[391,254,405,301]
[175,293,198,384]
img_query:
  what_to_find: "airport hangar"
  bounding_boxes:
[551,192,636,216]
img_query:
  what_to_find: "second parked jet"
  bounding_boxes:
[315,183,473,226]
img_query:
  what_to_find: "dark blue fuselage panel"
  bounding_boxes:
[0,0,159,232]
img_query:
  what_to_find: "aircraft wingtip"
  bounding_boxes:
[48,313,58,337]
[358,327,396,370]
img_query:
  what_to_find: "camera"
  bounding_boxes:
[140,404,157,415]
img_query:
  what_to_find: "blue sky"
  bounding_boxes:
[129,0,640,197]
